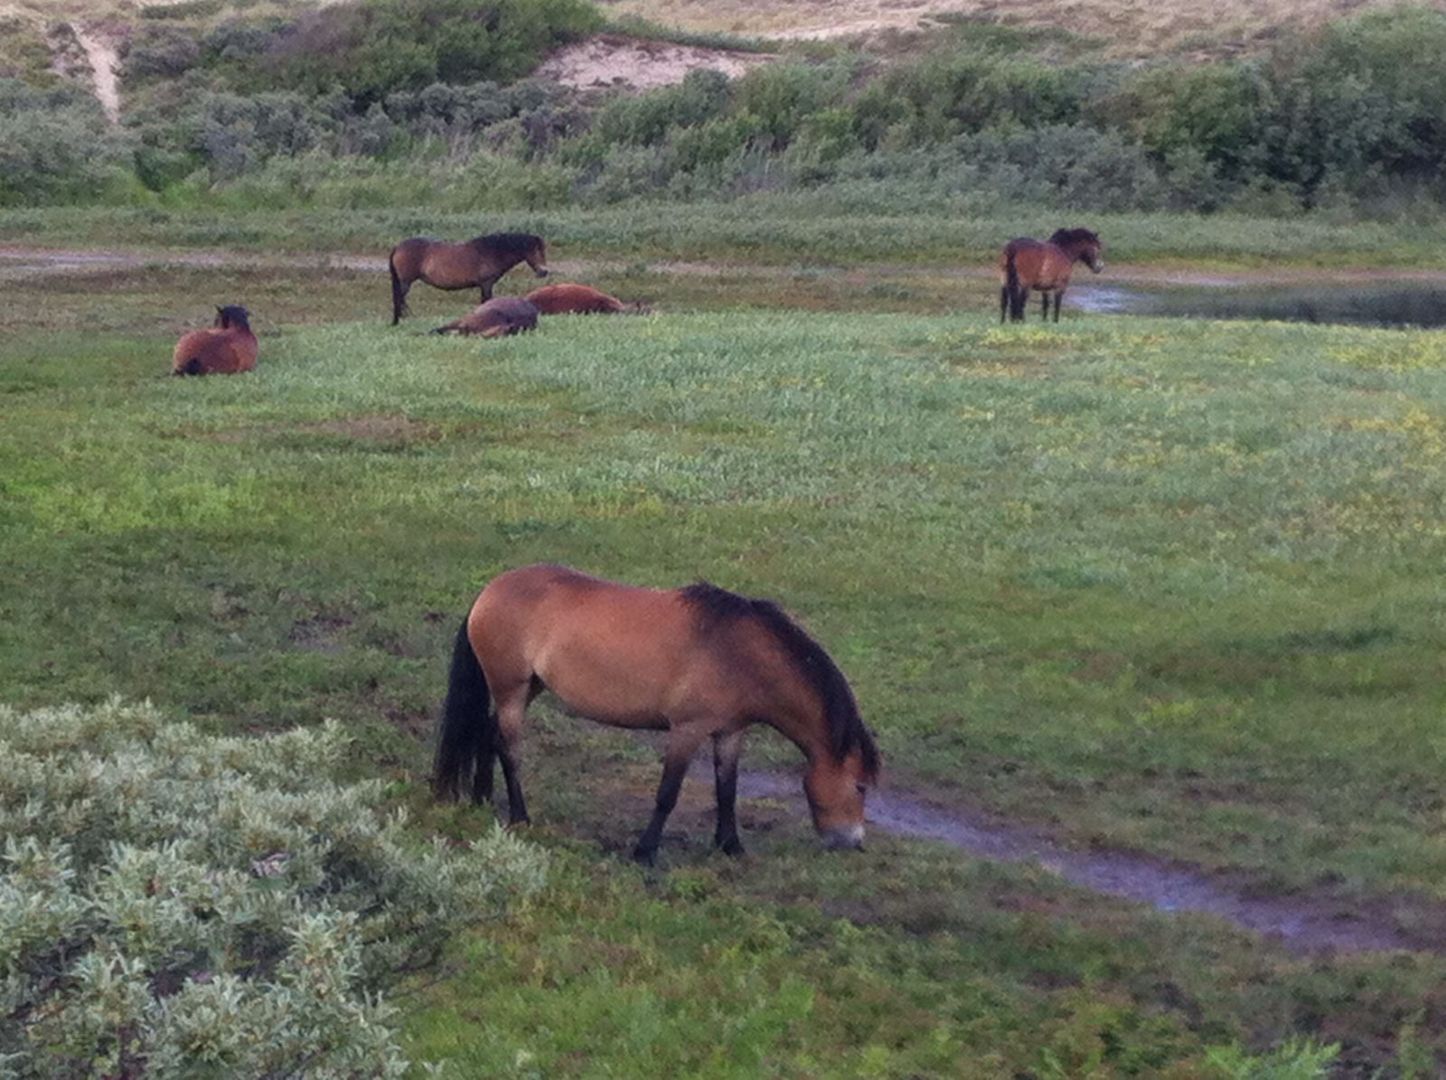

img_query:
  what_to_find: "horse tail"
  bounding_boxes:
[389,249,410,325]
[433,616,493,800]
[1004,246,1023,321]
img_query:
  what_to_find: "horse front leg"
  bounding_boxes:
[480,276,497,302]
[1054,290,1064,322]
[712,730,745,856]
[634,732,704,866]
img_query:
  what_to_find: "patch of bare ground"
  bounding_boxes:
[287,614,351,654]
[10,246,1446,290]
[536,33,770,92]
[456,715,1446,957]
[733,771,1446,956]
[604,0,1446,56]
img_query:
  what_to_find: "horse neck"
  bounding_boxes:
[757,690,833,766]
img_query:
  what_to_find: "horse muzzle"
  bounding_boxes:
[821,824,865,851]
[534,266,550,278]
[1091,260,1105,274]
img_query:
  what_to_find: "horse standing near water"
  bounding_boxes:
[999,228,1104,323]
[388,232,550,325]
[433,563,881,865]
[171,305,257,375]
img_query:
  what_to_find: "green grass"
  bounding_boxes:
[6,200,1446,268]
[2,266,1445,1074]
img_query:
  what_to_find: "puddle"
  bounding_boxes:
[1070,281,1446,328]
[738,771,1433,955]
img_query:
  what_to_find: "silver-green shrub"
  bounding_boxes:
[0,699,546,1078]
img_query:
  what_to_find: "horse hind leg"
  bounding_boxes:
[1054,290,1064,323]
[490,683,535,825]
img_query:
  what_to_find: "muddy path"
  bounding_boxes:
[7,243,1446,290]
[736,770,1446,957]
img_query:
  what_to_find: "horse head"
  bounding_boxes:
[214,305,252,331]
[526,238,550,279]
[803,744,878,851]
[1051,228,1104,273]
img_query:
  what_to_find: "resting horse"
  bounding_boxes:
[389,232,550,325]
[523,283,645,315]
[171,305,257,375]
[999,227,1104,323]
[433,563,881,865]
[430,297,539,338]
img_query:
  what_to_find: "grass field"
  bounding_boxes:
[3,263,1446,1075]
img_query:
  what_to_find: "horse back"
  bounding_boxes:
[469,564,798,730]
[172,326,257,375]
[1001,238,1072,290]
[391,237,480,289]
[524,283,625,315]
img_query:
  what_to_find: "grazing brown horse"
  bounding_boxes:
[389,232,550,325]
[433,563,881,865]
[430,297,540,338]
[999,227,1104,323]
[524,283,644,315]
[171,305,257,375]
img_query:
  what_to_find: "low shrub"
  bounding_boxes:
[0,699,547,1078]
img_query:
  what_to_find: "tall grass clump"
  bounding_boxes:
[0,699,547,1078]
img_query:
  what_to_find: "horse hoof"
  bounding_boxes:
[632,846,658,867]
[717,837,745,858]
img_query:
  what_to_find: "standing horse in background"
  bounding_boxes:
[433,563,881,865]
[388,232,550,325]
[1000,228,1104,323]
[171,305,257,375]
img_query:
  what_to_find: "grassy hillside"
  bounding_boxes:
[3,263,1445,1073]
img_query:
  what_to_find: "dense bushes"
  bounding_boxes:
[126,0,601,103]
[0,699,547,1078]
[19,4,1446,219]
[0,81,135,207]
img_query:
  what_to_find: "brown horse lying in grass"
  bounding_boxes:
[389,232,549,325]
[999,227,1104,323]
[171,305,257,375]
[433,563,881,865]
[524,283,645,315]
[430,297,539,337]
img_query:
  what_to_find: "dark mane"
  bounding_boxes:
[1047,227,1099,249]
[681,582,881,781]
[472,231,543,257]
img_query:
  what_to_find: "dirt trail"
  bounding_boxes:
[70,24,121,124]
[738,771,1443,956]
[6,244,1446,289]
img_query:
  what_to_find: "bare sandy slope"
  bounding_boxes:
[605,0,1446,54]
[536,34,769,92]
